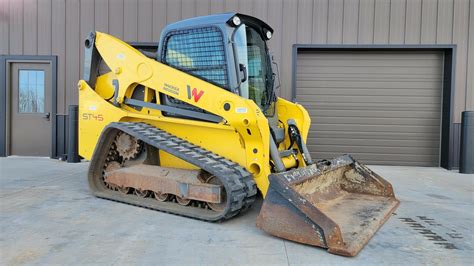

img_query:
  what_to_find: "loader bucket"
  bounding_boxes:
[256,155,399,257]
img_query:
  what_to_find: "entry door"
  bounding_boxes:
[10,63,52,156]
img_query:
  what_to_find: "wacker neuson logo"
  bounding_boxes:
[187,85,204,102]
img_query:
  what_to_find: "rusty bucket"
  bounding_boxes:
[256,155,399,257]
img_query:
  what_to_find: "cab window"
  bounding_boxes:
[163,27,228,89]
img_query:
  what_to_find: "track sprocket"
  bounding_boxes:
[115,132,141,160]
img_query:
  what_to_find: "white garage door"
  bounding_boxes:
[295,50,443,166]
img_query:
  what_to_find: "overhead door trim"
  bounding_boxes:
[291,44,456,169]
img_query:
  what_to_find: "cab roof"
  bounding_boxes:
[163,13,274,34]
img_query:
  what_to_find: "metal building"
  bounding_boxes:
[0,0,473,169]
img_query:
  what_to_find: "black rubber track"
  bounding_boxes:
[88,122,257,222]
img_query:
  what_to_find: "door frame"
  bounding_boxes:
[291,44,456,169]
[0,55,58,157]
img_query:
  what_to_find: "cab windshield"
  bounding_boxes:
[234,24,276,116]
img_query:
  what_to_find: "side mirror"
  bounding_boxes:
[270,54,281,91]
[239,63,247,83]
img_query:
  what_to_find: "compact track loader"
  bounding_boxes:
[79,13,399,256]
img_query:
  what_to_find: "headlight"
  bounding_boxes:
[266,30,272,40]
[231,16,241,26]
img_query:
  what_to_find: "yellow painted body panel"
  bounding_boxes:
[78,32,311,196]
[276,98,312,166]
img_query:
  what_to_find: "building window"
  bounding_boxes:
[162,27,228,88]
[18,70,45,113]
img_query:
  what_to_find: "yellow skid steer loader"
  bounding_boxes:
[78,13,399,256]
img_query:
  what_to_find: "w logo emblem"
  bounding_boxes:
[187,85,204,102]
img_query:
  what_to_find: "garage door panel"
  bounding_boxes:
[297,59,440,68]
[296,95,441,104]
[312,152,437,166]
[297,66,440,75]
[308,138,440,148]
[301,102,440,111]
[298,52,442,61]
[296,73,441,81]
[296,88,442,97]
[313,124,440,134]
[309,145,439,156]
[309,131,440,141]
[313,117,441,126]
[311,151,439,163]
[312,151,440,160]
[296,80,441,89]
[312,110,441,119]
[296,50,443,166]
[367,161,436,166]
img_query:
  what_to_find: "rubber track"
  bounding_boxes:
[88,122,257,222]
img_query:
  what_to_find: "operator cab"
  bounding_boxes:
[157,13,279,119]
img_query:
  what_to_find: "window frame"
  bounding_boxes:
[17,69,46,114]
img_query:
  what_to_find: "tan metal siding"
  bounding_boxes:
[1,0,472,120]
[124,0,138,41]
[421,0,438,43]
[95,0,109,33]
[224,0,238,12]
[280,0,298,100]
[51,0,66,114]
[37,0,52,55]
[152,0,167,41]
[342,0,358,44]
[23,0,37,55]
[210,0,225,14]
[138,0,153,42]
[109,0,124,39]
[405,0,422,44]
[265,0,283,89]
[468,1,474,111]
[80,0,95,80]
[374,0,390,43]
[389,0,405,44]
[166,0,181,23]
[0,0,8,54]
[295,51,443,166]
[437,0,454,44]
[312,0,328,43]
[327,0,343,44]
[182,0,196,19]
[9,0,22,55]
[358,0,374,44]
[196,0,210,16]
[297,0,313,44]
[453,0,470,120]
[65,0,80,107]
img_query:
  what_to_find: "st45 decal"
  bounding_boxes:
[187,85,204,102]
[82,113,104,121]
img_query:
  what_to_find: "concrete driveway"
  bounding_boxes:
[0,157,473,265]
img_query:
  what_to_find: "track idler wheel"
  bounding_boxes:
[154,192,170,202]
[118,186,132,194]
[176,196,191,206]
[134,189,149,198]
[205,175,226,212]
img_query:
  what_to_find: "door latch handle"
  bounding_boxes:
[43,112,50,121]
